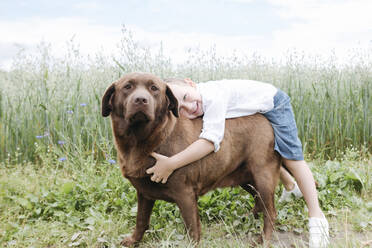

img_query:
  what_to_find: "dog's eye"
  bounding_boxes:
[124,84,132,90]
[150,85,158,91]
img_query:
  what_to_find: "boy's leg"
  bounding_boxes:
[282,158,322,217]
[283,158,329,248]
[280,166,295,191]
[279,167,303,202]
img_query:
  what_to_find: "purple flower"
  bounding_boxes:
[36,135,44,139]
[59,157,67,162]
[80,103,87,107]
[108,159,116,164]
[67,110,74,114]
[58,140,66,145]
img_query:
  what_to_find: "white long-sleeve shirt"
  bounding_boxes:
[197,79,278,152]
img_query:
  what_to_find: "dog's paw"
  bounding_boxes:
[120,236,136,247]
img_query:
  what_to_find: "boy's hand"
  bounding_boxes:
[146,152,174,184]
[146,139,214,184]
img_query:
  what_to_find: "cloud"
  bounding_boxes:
[224,0,255,3]
[0,17,122,69]
[268,0,372,58]
[125,24,269,60]
[0,16,121,50]
[0,1,371,70]
[72,1,101,11]
[0,16,270,69]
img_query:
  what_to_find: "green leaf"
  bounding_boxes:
[85,217,95,225]
[60,182,75,194]
[329,172,343,183]
[68,241,81,247]
[18,198,32,210]
[70,232,81,241]
[27,193,38,203]
[39,103,47,110]
[345,169,363,192]
[154,223,162,230]
[233,220,240,226]
[278,225,288,232]
[34,208,42,215]
[359,221,368,228]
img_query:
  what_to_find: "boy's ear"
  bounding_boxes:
[101,84,115,117]
[166,85,179,117]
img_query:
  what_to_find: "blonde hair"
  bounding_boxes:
[164,78,197,89]
[163,78,188,86]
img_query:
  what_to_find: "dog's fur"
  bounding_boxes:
[102,72,281,246]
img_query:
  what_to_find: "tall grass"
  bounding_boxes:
[0,30,371,163]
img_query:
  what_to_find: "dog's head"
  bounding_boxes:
[101,73,179,139]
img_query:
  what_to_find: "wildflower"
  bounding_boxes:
[80,103,87,107]
[36,135,44,139]
[44,132,49,137]
[59,157,67,162]
[58,140,66,145]
[108,159,116,164]
[67,110,74,114]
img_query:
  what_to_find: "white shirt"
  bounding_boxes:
[197,79,278,152]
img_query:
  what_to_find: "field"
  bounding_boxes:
[0,32,371,247]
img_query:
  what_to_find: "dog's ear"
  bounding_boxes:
[101,84,115,117]
[166,85,179,117]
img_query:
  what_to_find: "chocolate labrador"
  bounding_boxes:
[101,72,281,246]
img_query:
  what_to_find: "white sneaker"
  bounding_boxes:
[279,182,303,202]
[308,217,329,248]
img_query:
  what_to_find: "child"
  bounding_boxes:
[146,78,329,248]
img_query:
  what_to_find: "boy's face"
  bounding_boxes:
[168,83,203,119]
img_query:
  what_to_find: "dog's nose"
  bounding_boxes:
[134,97,148,105]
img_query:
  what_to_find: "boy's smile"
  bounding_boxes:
[168,83,203,119]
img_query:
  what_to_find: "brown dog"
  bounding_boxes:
[101,72,281,246]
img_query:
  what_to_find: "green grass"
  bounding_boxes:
[0,30,371,247]
[0,150,371,247]
[0,32,371,162]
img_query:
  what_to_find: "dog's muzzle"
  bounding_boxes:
[129,111,150,124]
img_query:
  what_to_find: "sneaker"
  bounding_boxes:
[279,182,303,202]
[308,217,329,248]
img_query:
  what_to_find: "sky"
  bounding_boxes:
[0,0,371,70]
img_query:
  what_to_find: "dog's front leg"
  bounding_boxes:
[121,192,155,247]
[175,193,201,243]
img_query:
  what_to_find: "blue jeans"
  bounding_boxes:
[263,90,304,161]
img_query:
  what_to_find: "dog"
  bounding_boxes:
[101,72,281,246]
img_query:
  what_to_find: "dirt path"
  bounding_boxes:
[234,217,372,247]
[269,219,372,248]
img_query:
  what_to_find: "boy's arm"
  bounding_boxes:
[146,138,214,183]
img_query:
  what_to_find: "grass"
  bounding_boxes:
[0,31,371,162]
[0,29,371,247]
[0,150,371,247]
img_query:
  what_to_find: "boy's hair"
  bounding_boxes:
[163,78,188,86]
